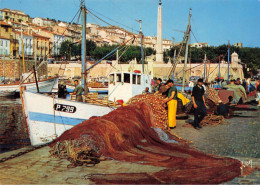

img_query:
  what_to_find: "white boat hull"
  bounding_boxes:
[0,77,58,93]
[22,91,112,146]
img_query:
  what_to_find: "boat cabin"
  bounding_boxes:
[108,72,151,103]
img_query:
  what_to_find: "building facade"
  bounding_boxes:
[0,21,12,56]
[234,42,243,48]
[190,42,209,48]
[32,33,50,60]
[32,17,55,27]
[53,34,66,57]
[18,33,34,57]
[0,8,29,23]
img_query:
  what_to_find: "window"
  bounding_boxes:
[137,75,141,85]
[124,73,130,83]
[0,40,3,46]
[116,73,121,82]
[132,74,137,85]
[109,74,114,84]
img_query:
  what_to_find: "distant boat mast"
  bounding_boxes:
[81,0,88,95]
[181,8,192,93]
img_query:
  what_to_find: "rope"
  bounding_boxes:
[49,139,106,167]
[53,95,57,138]
[86,7,139,33]
[200,114,225,127]
[21,7,82,84]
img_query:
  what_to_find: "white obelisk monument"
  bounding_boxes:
[156,0,163,63]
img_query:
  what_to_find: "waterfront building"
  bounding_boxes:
[53,34,66,57]
[234,42,243,48]
[0,8,29,23]
[190,42,209,48]
[32,33,50,60]
[0,21,12,57]
[32,17,55,27]
[15,31,34,57]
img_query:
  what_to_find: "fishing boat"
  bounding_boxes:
[0,76,58,95]
[21,0,150,146]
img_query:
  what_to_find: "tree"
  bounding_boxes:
[60,40,71,60]
[60,39,97,60]
[86,39,97,56]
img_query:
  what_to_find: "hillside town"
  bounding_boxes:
[0,8,175,61]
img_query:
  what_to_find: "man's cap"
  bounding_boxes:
[166,79,174,85]
[198,78,203,82]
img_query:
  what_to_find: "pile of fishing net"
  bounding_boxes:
[49,96,254,184]
[200,114,225,127]
[127,94,169,131]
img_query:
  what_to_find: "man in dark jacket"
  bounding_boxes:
[192,78,207,129]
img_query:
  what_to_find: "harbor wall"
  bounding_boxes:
[47,60,244,82]
[0,59,48,80]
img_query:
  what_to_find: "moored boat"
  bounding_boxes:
[0,76,58,95]
[20,0,150,146]
[21,89,113,145]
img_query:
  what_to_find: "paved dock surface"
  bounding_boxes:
[0,105,259,185]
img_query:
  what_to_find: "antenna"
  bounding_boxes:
[135,19,142,32]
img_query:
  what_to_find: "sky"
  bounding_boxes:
[0,0,260,47]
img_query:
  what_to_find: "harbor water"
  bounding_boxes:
[0,95,30,153]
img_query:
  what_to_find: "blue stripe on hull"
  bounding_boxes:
[29,112,88,126]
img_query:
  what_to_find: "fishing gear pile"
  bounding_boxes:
[49,98,252,184]
[127,94,169,131]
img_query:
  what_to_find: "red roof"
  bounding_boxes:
[13,31,33,37]
[0,36,10,40]
[0,21,12,27]
[32,33,50,39]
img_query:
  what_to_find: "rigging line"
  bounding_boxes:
[88,12,103,26]
[86,7,139,33]
[167,41,186,78]
[76,8,82,24]
[191,17,200,42]
[21,8,81,84]
[191,30,199,43]
[104,44,128,60]
[105,46,131,75]
[87,10,114,27]
[52,8,81,48]
[45,7,81,58]
[119,45,131,59]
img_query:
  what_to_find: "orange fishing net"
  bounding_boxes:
[49,94,253,184]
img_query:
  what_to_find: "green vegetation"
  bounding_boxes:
[60,39,97,60]
[60,39,155,63]
[91,45,155,63]
[165,44,260,76]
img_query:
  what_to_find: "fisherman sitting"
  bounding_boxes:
[142,87,150,94]
[224,79,247,104]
